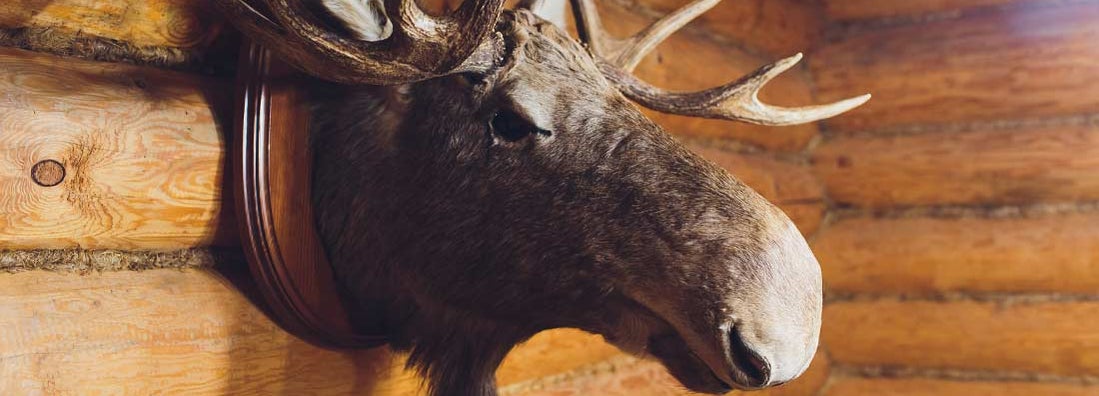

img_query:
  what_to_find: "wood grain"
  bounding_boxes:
[0,268,635,395]
[230,42,384,348]
[600,0,820,152]
[812,2,1099,132]
[823,0,1057,22]
[811,124,1099,207]
[815,213,1099,295]
[822,377,1099,396]
[0,47,235,250]
[0,268,413,395]
[634,0,822,57]
[0,0,223,50]
[503,350,829,396]
[824,300,1099,377]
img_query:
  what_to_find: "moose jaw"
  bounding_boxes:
[215,0,870,395]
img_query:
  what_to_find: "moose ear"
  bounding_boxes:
[322,0,393,41]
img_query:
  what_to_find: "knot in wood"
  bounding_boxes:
[31,159,66,187]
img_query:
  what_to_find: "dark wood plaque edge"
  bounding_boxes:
[231,41,386,349]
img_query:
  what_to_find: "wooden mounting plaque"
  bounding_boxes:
[231,41,386,349]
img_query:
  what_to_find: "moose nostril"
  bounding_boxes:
[728,329,771,387]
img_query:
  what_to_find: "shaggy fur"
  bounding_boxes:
[309,9,822,396]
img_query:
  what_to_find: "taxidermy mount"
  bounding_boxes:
[216,0,870,394]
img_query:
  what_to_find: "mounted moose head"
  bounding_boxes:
[217,0,869,394]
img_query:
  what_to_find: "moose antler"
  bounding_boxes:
[216,0,507,85]
[569,0,870,126]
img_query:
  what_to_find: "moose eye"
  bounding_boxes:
[490,108,551,143]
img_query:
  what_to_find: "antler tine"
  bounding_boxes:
[568,0,869,126]
[571,0,718,72]
[612,0,720,72]
[602,53,872,126]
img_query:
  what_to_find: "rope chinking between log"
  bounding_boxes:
[0,248,244,273]
[834,364,1099,387]
[0,26,201,70]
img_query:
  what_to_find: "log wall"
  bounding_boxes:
[0,0,832,394]
[810,1,1099,394]
[15,0,1091,394]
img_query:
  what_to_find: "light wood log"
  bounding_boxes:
[811,124,1099,207]
[812,2,1099,132]
[0,0,222,50]
[600,0,820,152]
[823,377,1099,396]
[0,47,821,250]
[822,0,1055,22]
[0,268,629,395]
[0,47,235,249]
[824,300,1099,377]
[502,350,830,396]
[814,213,1099,295]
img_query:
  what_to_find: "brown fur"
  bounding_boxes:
[308,9,822,396]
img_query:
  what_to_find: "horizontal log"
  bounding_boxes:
[824,300,1099,377]
[823,377,1099,396]
[0,47,234,250]
[814,212,1099,295]
[0,0,224,66]
[0,268,627,394]
[503,350,830,396]
[812,2,1099,132]
[823,0,1051,22]
[601,0,820,152]
[634,0,821,57]
[0,268,411,395]
[811,124,1099,207]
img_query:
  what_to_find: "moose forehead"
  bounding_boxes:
[493,12,615,129]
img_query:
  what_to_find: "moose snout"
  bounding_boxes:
[727,327,771,388]
[724,323,815,389]
[717,215,823,389]
[722,326,815,389]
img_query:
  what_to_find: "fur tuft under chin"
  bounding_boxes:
[398,305,535,396]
